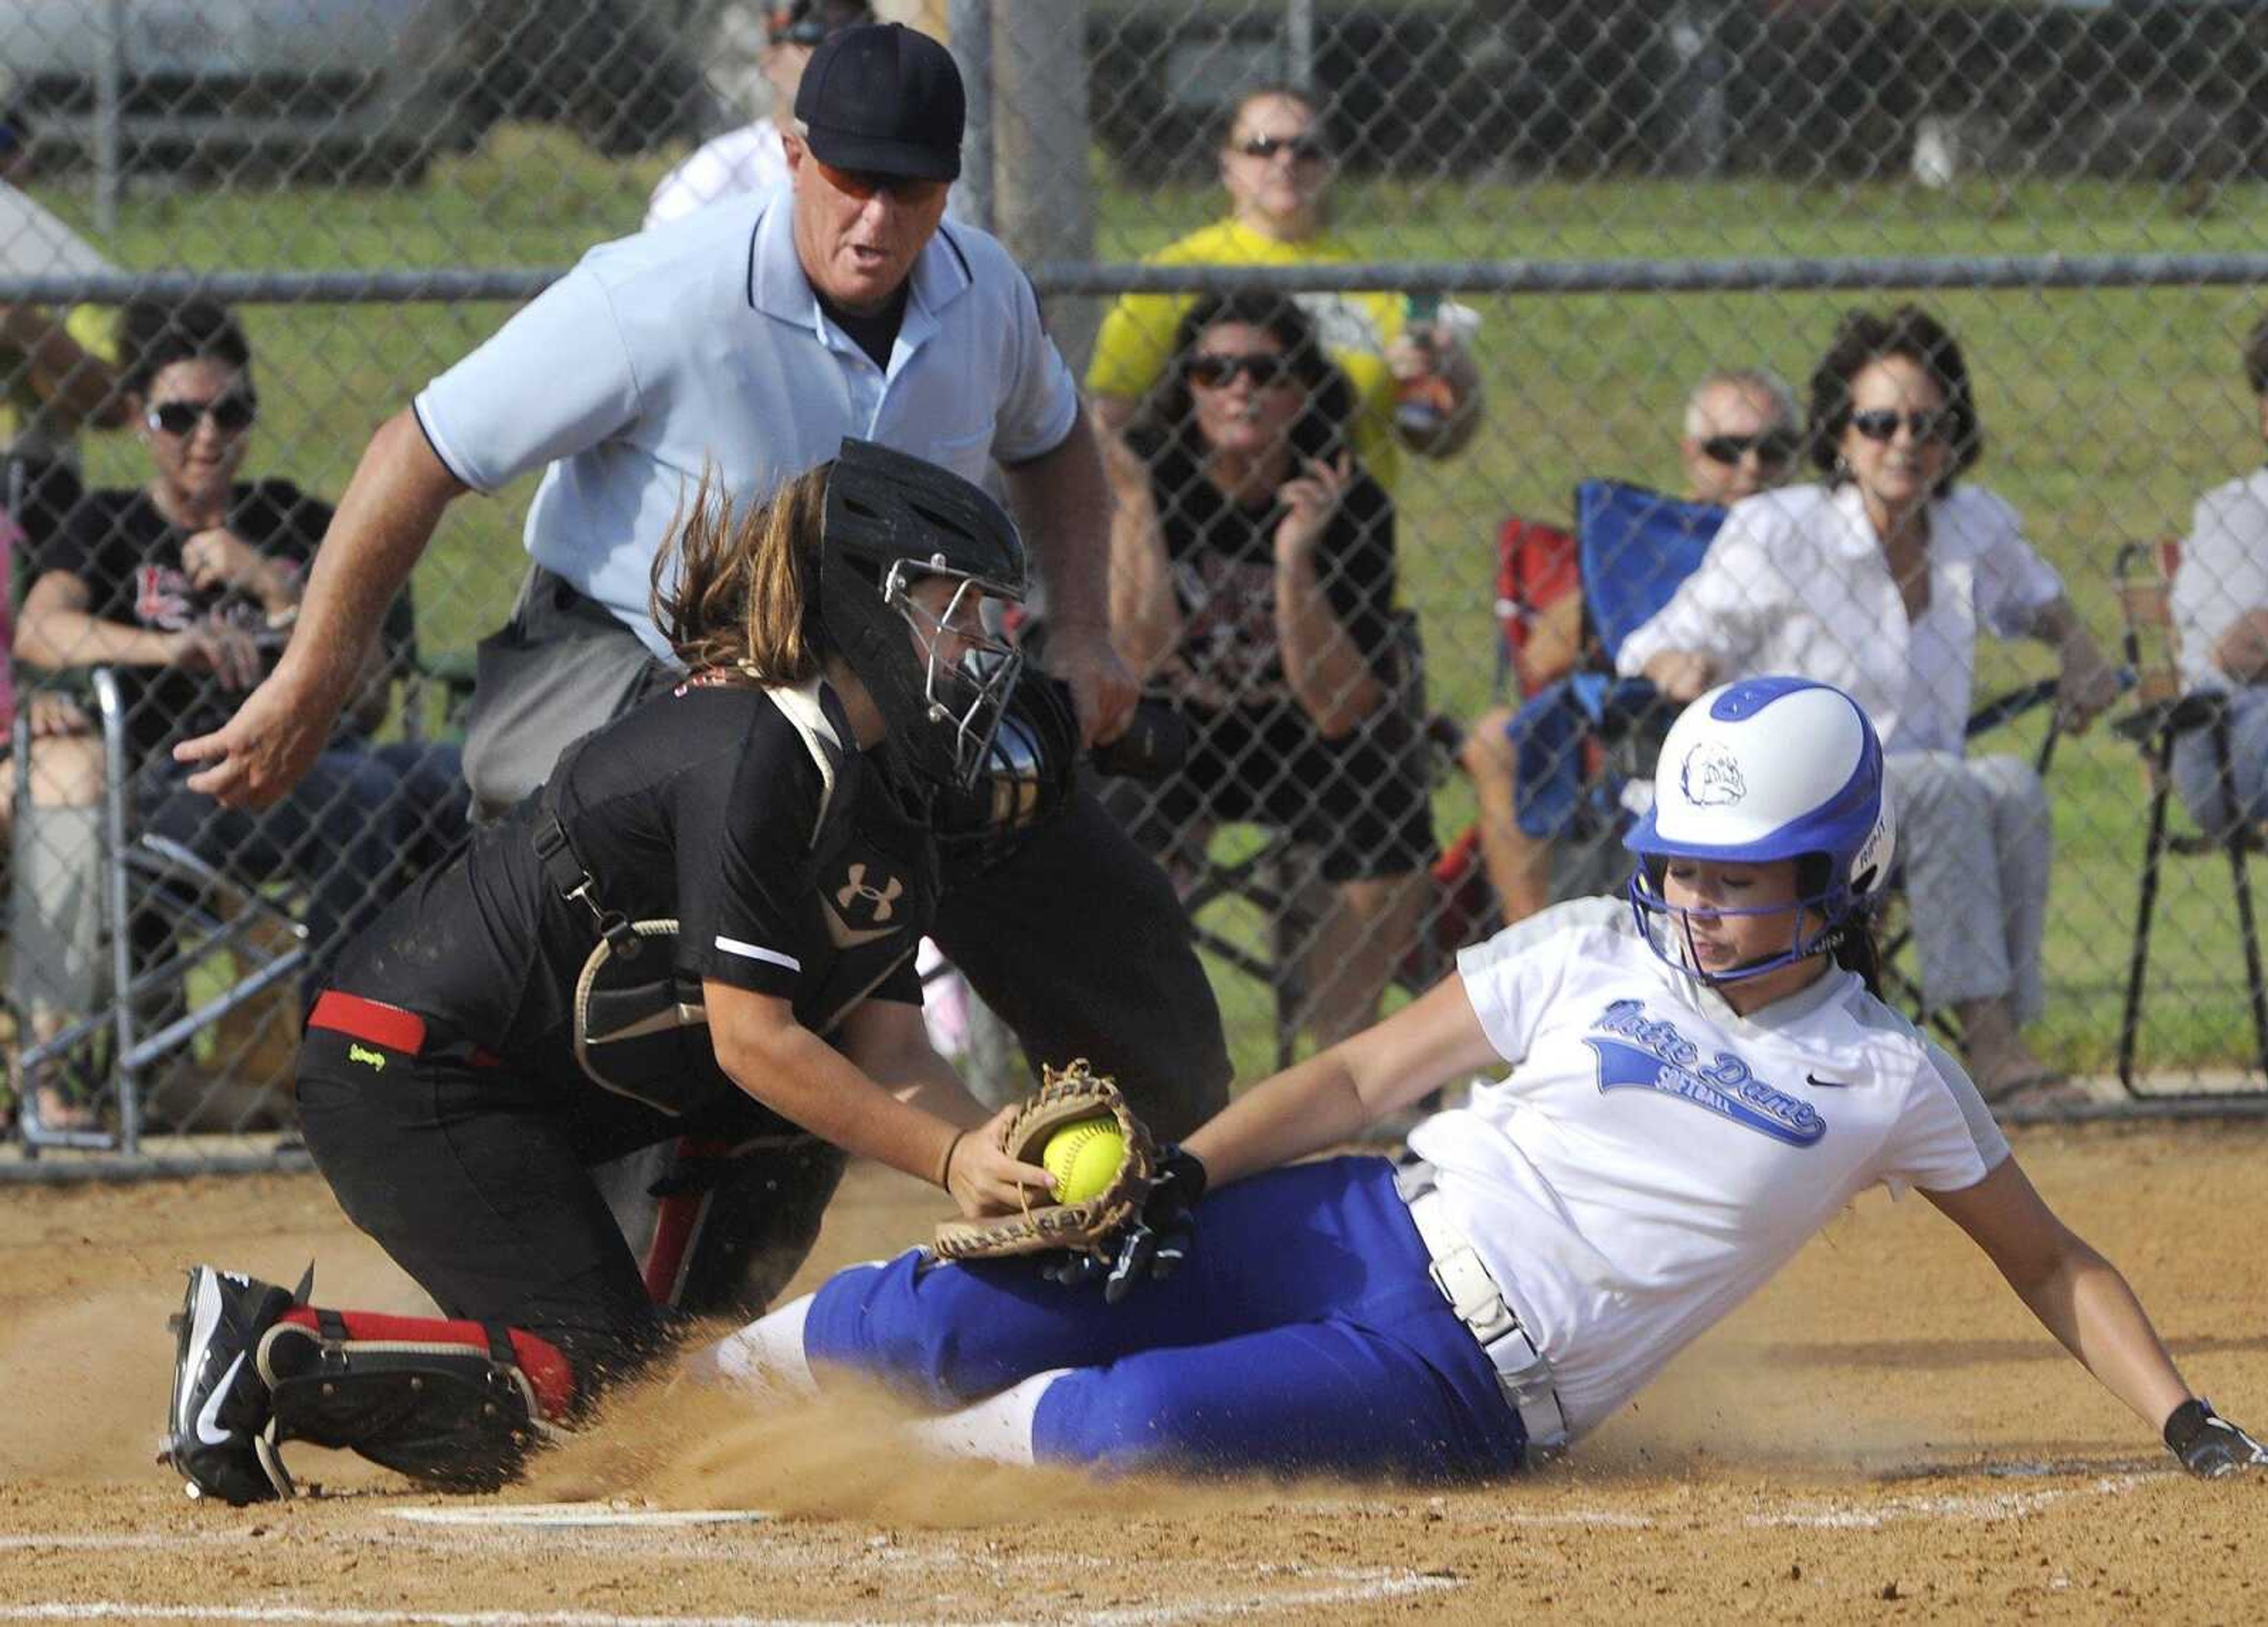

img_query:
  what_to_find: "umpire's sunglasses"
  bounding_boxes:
[812,157,947,207]
[146,394,258,437]
[1700,429,1800,468]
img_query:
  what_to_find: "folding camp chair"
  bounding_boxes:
[12,668,311,1154]
[2110,538,2268,1091]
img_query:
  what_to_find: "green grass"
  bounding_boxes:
[38,127,2268,1083]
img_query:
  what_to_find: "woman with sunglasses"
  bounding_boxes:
[14,298,465,1107]
[1087,85,1482,493]
[1617,306,2123,1104]
[1104,291,1431,1047]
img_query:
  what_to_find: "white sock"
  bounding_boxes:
[703,1293,818,1397]
[902,1369,1068,1466]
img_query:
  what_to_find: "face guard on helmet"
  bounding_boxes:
[1623,676,1896,984]
[820,439,1028,791]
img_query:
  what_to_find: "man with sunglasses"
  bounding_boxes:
[1680,370,1802,510]
[644,1,874,232]
[175,22,1231,1315]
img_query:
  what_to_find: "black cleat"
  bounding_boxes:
[162,1266,301,1505]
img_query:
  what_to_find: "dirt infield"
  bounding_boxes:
[3,1121,2264,1625]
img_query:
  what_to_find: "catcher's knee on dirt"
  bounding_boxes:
[256,1309,576,1494]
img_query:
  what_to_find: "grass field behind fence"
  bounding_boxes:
[35,125,2268,1083]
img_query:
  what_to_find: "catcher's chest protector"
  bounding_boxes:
[547,678,936,1116]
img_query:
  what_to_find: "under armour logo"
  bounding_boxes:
[1681,742,1747,807]
[836,863,903,924]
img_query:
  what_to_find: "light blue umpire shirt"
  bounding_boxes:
[412,188,1080,660]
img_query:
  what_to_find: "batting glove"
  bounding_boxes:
[2164,1398,2268,1479]
[1042,1145,1208,1305]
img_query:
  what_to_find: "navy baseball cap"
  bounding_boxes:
[793,22,963,181]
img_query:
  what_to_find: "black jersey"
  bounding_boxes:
[329,673,935,1110]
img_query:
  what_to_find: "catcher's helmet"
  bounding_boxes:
[1624,676,1895,983]
[820,439,1027,791]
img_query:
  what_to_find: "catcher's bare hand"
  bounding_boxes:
[2165,1398,2268,1478]
[943,1103,1057,1220]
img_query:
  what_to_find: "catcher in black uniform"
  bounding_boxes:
[162,441,1061,1504]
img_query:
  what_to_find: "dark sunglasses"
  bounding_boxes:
[1701,430,1800,468]
[1849,407,1951,444]
[766,5,865,46]
[1233,133,1329,164]
[1184,351,1293,390]
[812,157,947,206]
[146,394,257,437]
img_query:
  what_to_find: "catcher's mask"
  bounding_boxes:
[931,668,1080,867]
[1623,676,1895,985]
[820,439,1028,792]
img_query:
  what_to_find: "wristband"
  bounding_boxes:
[936,1129,969,1191]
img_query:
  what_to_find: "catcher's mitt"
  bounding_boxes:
[932,1060,1156,1261]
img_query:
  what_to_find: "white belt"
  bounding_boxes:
[1402,1184,1569,1462]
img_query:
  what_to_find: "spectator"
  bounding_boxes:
[12,297,465,1103]
[2169,310,2268,836]
[1615,305,2122,1103]
[1460,369,1801,925]
[1104,291,1432,1046]
[644,1,875,229]
[1087,84,1483,493]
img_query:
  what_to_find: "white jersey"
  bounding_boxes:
[644,120,788,231]
[1405,898,2008,1441]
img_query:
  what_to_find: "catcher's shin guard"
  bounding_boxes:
[255,1308,575,1494]
[162,1265,576,1502]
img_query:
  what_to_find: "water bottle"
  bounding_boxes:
[1394,291,1455,440]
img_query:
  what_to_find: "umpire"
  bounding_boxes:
[174,24,1232,1292]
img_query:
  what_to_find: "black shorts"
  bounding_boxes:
[1107,703,1436,884]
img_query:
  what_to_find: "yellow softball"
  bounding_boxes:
[1041,1116,1126,1204]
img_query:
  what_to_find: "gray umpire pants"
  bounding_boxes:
[457,565,1233,1316]
[1882,750,2049,1022]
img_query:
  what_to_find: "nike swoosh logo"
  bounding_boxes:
[1804,1072,1855,1090]
[194,1351,246,1446]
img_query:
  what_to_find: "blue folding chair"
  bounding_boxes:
[1504,481,1725,893]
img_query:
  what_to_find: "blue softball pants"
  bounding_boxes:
[804,1155,1530,1482]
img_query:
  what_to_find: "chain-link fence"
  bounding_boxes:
[6,0,2268,1170]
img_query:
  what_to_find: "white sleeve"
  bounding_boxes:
[1612,501,1776,677]
[989,261,1081,465]
[412,265,644,495]
[1454,898,1619,1065]
[1972,491,2065,639]
[2175,483,2268,663]
[644,148,723,229]
[1878,1039,2010,1196]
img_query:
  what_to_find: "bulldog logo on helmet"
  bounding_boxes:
[1680,741,1747,807]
